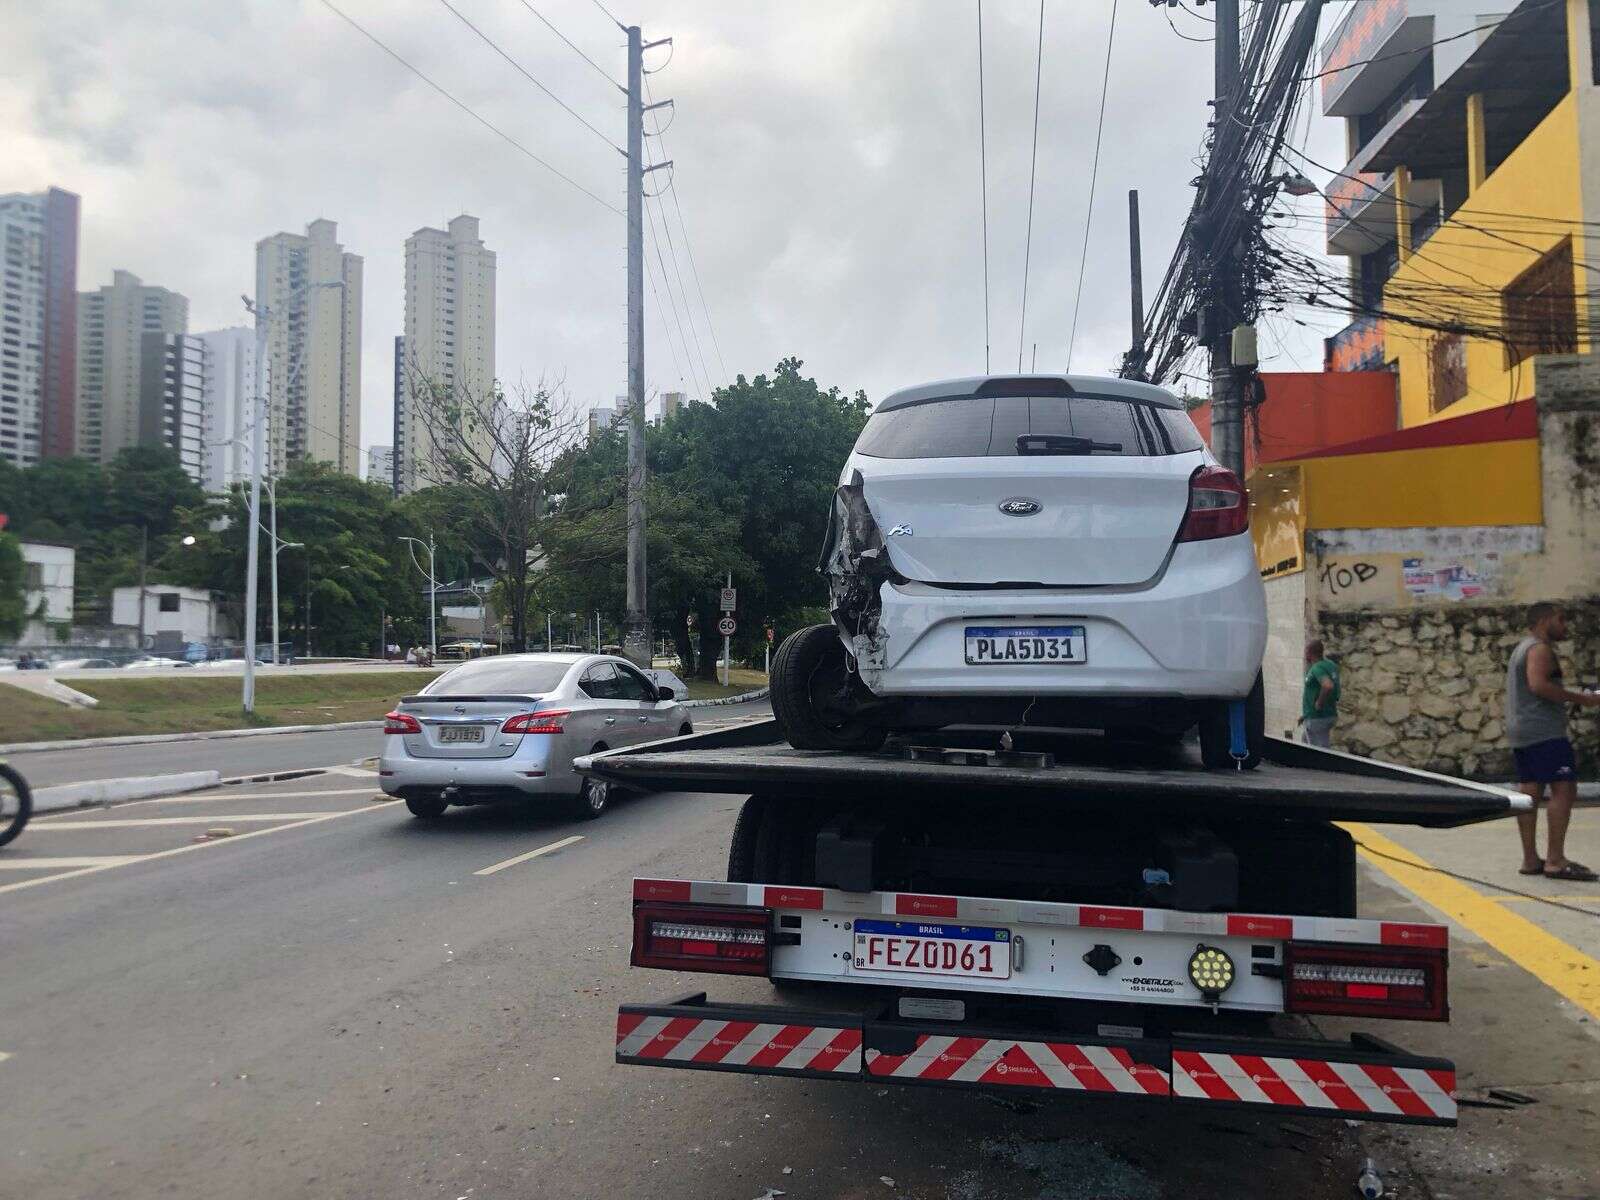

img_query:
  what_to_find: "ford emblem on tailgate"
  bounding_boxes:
[999,497,1042,516]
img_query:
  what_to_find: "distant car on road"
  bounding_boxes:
[643,668,690,699]
[52,657,118,670]
[122,656,189,670]
[379,652,691,822]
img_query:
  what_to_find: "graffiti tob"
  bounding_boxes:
[1319,560,1379,596]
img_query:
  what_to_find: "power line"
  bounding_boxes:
[435,0,623,154]
[513,0,622,90]
[644,74,728,390]
[318,0,622,215]
[1066,0,1119,373]
[977,0,991,375]
[1017,0,1045,374]
[643,188,709,400]
[588,0,625,33]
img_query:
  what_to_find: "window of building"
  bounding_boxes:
[1503,240,1576,367]
[1429,333,1468,413]
[158,592,181,613]
[24,562,42,590]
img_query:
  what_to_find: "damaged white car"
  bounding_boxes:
[770,374,1270,768]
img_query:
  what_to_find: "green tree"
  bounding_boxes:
[0,530,25,641]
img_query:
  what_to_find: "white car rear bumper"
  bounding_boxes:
[858,533,1266,700]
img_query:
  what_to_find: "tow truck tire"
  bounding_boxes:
[726,795,770,881]
[771,624,887,753]
[1198,670,1266,770]
[404,793,448,819]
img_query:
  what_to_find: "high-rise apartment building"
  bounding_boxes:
[659,390,684,422]
[398,215,495,492]
[391,334,406,489]
[366,444,396,490]
[76,270,188,464]
[197,326,258,493]
[255,219,362,476]
[0,186,78,466]
[138,332,207,483]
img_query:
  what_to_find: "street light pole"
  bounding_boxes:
[242,300,267,713]
[398,534,437,660]
[268,477,280,665]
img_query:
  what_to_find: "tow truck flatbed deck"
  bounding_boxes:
[580,720,1523,827]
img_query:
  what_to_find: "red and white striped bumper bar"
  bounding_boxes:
[615,994,1457,1127]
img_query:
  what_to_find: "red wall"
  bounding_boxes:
[1189,371,1397,474]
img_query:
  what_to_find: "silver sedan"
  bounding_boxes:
[378,653,691,821]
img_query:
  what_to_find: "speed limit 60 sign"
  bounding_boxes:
[717,617,736,636]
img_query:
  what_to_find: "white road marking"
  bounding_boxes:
[0,1051,11,1066]
[0,856,148,870]
[30,813,358,829]
[113,787,379,807]
[473,835,586,876]
[0,804,393,896]
[323,765,379,777]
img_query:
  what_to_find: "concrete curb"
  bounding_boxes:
[33,770,223,814]
[0,720,383,756]
[680,687,770,709]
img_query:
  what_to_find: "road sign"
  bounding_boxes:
[720,587,737,612]
[766,627,774,643]
[717,617,736,636]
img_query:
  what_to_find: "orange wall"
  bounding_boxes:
[1191,371,1397,472]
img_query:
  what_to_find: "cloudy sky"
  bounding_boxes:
[4,0,1350,464]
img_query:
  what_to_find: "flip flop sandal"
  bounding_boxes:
[1517,861,1545,875]
[1544,862,1599,882]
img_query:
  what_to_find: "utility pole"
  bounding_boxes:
[136,523,148,652]
[242,301,267,713]
[1208,0,1246,478]
[1128,190,1145,368]
[624,25,671,670]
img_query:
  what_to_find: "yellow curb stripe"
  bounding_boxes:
[1345,822,1600,1021]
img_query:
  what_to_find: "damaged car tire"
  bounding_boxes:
[771,624,888,753]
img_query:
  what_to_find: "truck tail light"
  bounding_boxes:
[1284,941,1448,1021]
[383,711,422,735]
[503,709,570,735]
[1176,465,1249,542]
[632,902,771,976]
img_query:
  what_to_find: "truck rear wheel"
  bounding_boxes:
[771,624,887,753]
[1198,671,1265,770]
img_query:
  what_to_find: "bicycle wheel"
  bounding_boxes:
[0,762,32,848]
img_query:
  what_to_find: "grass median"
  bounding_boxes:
[1,670,444,744]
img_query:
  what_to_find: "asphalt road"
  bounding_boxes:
[1,731,1594,1200]
[6,698,775,789]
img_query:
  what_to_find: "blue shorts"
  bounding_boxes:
[1512,737,1577,784]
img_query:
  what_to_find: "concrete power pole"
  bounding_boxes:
[623,25,671,669]
[1208,0,1245,478]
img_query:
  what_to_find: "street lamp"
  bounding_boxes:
[398,534,437,659]
[239,278,345,714]
[274,529,304,663]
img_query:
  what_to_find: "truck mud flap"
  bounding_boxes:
[616,998,1456,1127]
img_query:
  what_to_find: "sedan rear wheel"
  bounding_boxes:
[572,773,610,821]
[404,793,448,819]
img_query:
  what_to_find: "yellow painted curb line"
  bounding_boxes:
[1345,822,1600,1022]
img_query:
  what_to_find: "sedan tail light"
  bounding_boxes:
[383,711,422,735]
[1283,941,1448,1021]
[502,709,570,735]
[632,902,771,976]
[1176,465,1249,542]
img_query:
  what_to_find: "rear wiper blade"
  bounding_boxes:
[1016,434,1123,455]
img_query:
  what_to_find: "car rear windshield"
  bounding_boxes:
[853,394,1205,458]
[422,659,572,696]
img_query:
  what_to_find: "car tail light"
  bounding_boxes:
[502,709,570,735]
[632,902,771,976]
[383,711,421,735]
[1283,941,1448,1021]
[1176,465,1249,542]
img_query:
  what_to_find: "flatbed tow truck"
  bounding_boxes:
[578,721,1527,1128]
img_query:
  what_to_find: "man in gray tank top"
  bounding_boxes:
[1506,602,1600,881]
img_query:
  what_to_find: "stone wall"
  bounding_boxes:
[1316,602,1600,779]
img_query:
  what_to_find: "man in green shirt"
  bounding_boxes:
[1301,639,1340,747]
